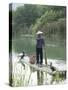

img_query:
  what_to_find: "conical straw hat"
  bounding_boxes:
[36,31,43,34]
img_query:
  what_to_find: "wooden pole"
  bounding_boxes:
[44,44,47,65]
[45,48,47,65]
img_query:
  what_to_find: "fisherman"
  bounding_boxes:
[36,31,45,65]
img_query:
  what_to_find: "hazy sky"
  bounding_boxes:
[12,3,24,10]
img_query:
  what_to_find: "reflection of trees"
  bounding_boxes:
[50,71,66,84]
[37,71,44,85]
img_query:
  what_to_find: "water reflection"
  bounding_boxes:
[37,71,44,85]
[10,36,66,86]
[10,53,66,86]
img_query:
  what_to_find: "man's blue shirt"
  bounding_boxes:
[36,37,45,48]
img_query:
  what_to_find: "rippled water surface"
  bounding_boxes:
[11,53,66,86]
[10,37,66,86]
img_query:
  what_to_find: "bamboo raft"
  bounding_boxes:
[18,60,56,75]
[17,59,66,85]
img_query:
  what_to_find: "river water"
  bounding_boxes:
[10,37,66,86]
[11,52,66,86]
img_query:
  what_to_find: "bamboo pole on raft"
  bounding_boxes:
[45,47,47,65]
[44,42,47,65]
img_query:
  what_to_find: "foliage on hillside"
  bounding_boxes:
[10,4,66,39]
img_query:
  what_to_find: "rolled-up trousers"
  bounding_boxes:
[36,47,43,64]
